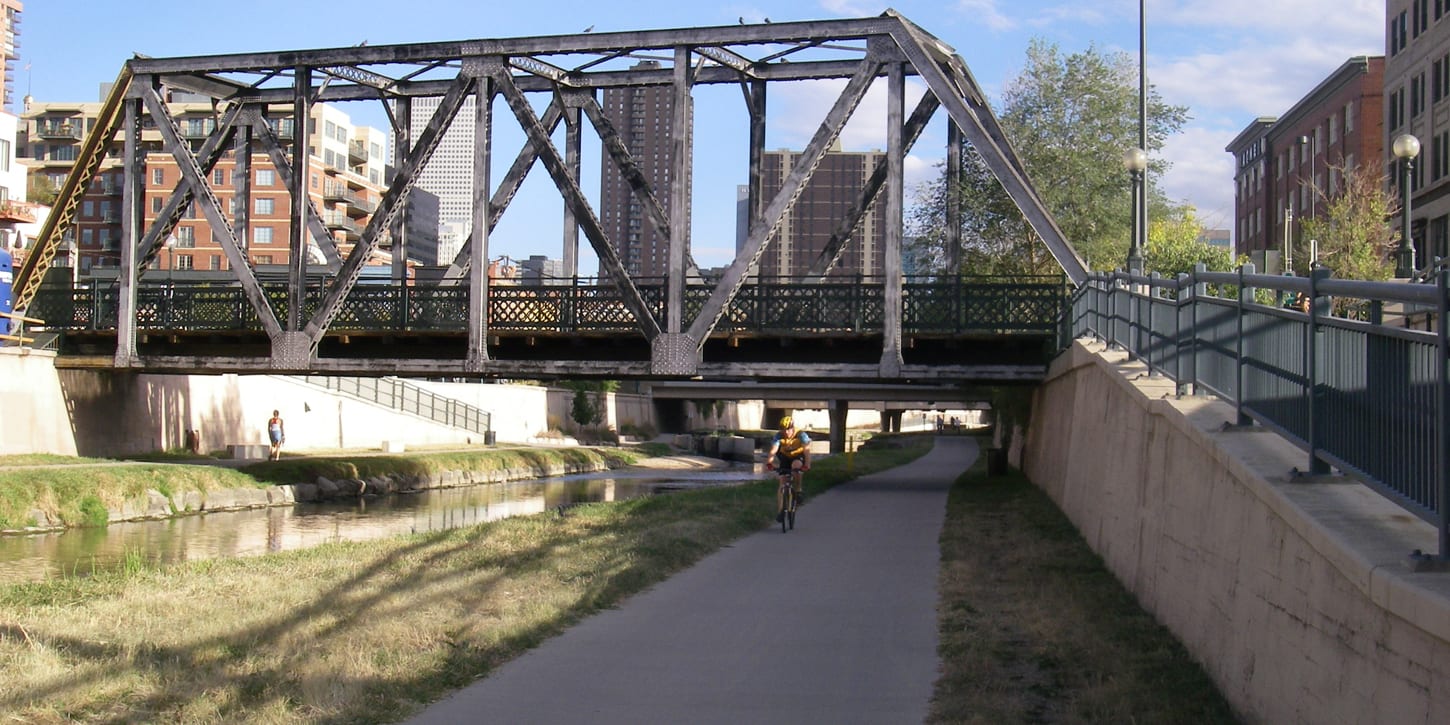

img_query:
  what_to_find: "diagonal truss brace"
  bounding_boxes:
[686,57,882,346]
[304,74,479,340]
[888,23,1087,284]
[578,91,673,249]
[250,113,344,271]
[139,86,284,338]
[136,101,247,274]
[443,98,566,281]
[493,70,663,341]
[806,92,940,279]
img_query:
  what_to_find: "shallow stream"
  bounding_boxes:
[0,466,762,582]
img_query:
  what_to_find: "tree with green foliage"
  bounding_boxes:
[569,389,600,428]
[561,380,615,429]
[908,39,1189,276]
[1145,206,1232,277]
[28,175,59,206]
[1297,162,1396,281]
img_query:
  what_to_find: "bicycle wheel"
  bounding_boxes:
[780,482,791,533]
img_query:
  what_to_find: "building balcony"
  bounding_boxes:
[347,192,377,217]
[0,201,36,224]
[35,123,83,140]
[348,139,368,165]
[322,214,362,239]
[323,184,350,202]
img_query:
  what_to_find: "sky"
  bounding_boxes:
[16,0,1386,271]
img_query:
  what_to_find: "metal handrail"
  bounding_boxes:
[1072,264,1450,561]
[288,375,492,437]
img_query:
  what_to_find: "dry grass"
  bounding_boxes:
[929,458,1238,724]
[0,441,928,723]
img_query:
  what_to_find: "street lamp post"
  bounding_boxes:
[1394,133,1421,279]
[1123,147,1148,275]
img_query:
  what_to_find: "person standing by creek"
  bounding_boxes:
[267,410,286,461]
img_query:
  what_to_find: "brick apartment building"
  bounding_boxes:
[1387,0,1450,269]
[1226,56,1385,270]
[20,95,391,277]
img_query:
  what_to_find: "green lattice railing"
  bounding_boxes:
[28,275,1067,337]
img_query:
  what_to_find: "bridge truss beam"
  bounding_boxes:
[17,11,1084,381]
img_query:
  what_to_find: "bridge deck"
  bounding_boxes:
[30,277,1065,382]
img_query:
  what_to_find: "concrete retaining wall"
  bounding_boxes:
[0,348,79,456]
[1023,340,1450,724]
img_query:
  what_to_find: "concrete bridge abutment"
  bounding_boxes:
[1023,339,1450,723]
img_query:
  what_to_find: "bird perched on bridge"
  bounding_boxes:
[582,24,594,33]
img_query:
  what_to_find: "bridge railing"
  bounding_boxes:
[288,375,492,438]
[29,275,1067,336]
[1071,265,1449,561]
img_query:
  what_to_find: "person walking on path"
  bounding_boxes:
[405,436,979,725]
[267,410,285,461]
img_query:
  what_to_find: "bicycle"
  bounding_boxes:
[768,459,806,533]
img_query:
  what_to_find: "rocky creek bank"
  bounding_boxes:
[11,456,723,535]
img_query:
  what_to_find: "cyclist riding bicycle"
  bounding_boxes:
[766,416,811,523]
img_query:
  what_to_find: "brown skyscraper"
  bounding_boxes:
[758,143,886,278]
[598,61,674,278]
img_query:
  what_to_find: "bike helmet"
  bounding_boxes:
[780,416,794,429]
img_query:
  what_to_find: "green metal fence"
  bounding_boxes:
[1072,265,1449,562]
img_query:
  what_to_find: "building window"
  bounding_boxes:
[1413,73,1427,117]
[152,168,164,185]
[1329,116,1339,144]
[82,200,94,218]
[253,226,273,245]
[1436,132,1450,182]
[253,254,273,265]
[175,254,194,270]
[213,168,228,185]
[257,169,275,186]
[1437,58,1447,105]
[210,255,222,270]
[255,198,274,215]
[174,226,195,247]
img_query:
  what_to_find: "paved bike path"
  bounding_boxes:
[404,436,978,725]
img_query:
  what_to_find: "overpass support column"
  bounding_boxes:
[880,409,904,433]
[828,400,849,453]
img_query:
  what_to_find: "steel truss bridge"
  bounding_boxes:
[11,11,1086,383]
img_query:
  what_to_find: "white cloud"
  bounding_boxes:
[1158,0,1383,47]
[904,153,937,191]
[1152,36,1381,120]
[1159,126,1236,229]
[950,0,1018,32]
[817,0,886,18]
[768,78,930,151]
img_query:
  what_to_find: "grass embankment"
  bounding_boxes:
[930,459,1237,723]
[0,445,669,530]
[0,440,928,723]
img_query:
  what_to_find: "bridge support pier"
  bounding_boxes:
[829,400,849,454]
[880,409,904,433]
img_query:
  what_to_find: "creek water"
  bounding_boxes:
[0,466,763,582]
